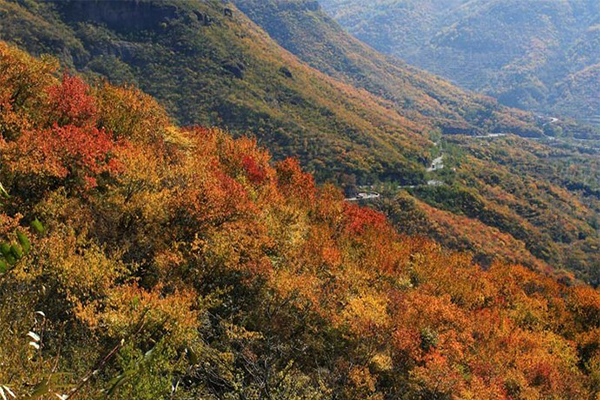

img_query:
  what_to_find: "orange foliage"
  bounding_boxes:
[2,43,600,399]
[275,157,316,202]
[342,202,388,236]
[242,154,268,184]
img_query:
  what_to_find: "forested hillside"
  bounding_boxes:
[232,0,539,138]
[321,0,600,123]
[2,0,600,284]
[0,0,549,183]
[0,0,433,183]
[5,39,600,400]
[228,0,600,284]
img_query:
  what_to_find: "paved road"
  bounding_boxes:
[345,193,381,202]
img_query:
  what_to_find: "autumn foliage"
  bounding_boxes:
[46,73,98,127]
[2,42,600,399]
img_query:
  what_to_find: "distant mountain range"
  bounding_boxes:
[321,0,600,123]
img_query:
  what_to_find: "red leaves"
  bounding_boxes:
[275,158,315,201]
[46,124,122,186]
[46,73,97,127]
[178,163,257,230]
[242,154,267,184]
[5,123,123,190]
[212,170,256,217]
[1,72,124,190]
[343,202,387,235]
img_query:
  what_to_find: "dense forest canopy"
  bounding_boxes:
[2,39,600,400]
[1,0,600,398]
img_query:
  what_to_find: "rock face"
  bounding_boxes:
[54,0,178,33]
[222,62,246,79]
[193,10,214,26]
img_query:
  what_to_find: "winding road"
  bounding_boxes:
[345,193,381,202]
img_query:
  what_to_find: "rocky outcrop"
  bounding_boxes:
[53,0,179,33]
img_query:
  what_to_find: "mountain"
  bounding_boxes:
[2,0,600,284]
[321,0,600,123]
[231,0,600,283]
[0,0,549,184]
[5,40,600,400]
[233,0,540,137]
[0,0,435,183]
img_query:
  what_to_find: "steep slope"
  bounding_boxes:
[2,0,600,283]
[322,0,600,122]
[233,0,540,138]
[5,40,600,400]
[230,0,600,283]
[0,0,436,183]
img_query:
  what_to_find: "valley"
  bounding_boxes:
[1,1,600,398]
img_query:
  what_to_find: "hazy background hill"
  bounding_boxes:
[321,0,600,124]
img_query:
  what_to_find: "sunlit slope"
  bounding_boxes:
[234,0,541,137]
[3,41,600,399]
[0,0,433,182]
